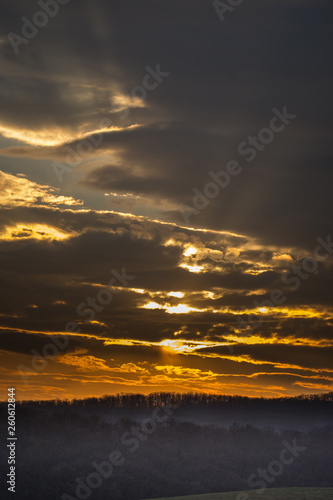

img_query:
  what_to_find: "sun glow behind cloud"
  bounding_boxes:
[141,302,204,314]
[179,263,204,273]
[0,170,82,207]
[159,339,224,353]
[0,121,139,147]
[0,224,72,241]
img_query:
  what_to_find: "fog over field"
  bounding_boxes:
[1,393,332,500]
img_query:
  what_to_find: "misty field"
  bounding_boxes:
[1,394,332,500]
[147,487,333,499]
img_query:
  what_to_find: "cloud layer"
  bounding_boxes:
[0,0,332,399]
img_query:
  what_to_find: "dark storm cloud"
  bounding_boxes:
[202,343,333,372]
[0,206,331,309]
[0,0,332,249]
[0,330,80,356]
[0,222,181,279]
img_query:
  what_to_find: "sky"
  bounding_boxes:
[0,0,332,400]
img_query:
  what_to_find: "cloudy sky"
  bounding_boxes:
[0,0,332,400]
